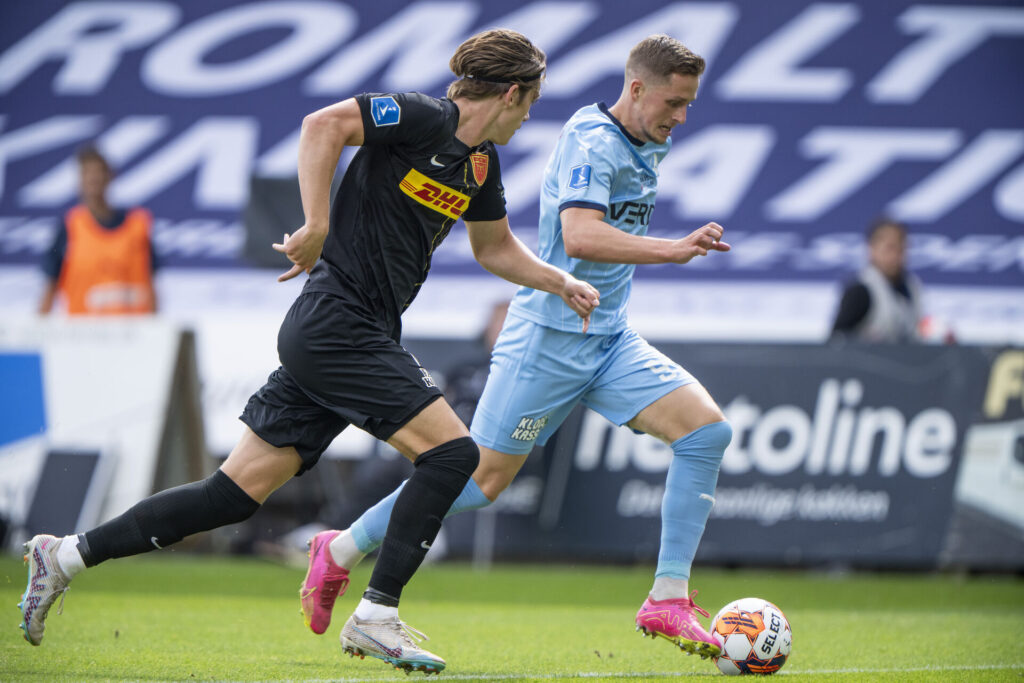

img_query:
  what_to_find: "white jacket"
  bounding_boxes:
[856,264,922,342]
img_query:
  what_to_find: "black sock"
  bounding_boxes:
[80,470,260,566]
[367,437,478,601]
[362,587,399,607]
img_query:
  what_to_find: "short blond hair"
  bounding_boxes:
[447,29,546,103]
[626,34,705,83]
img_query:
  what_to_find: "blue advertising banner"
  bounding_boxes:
[428,341,997,569]
[0,353,46,447]
[1,0,1022,290]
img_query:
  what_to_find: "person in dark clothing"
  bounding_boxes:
[443,300,510,425]
[831,218,922,343]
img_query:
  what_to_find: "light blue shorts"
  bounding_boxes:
[469,313,696,455]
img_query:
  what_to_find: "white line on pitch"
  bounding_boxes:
[198,661,1024,683]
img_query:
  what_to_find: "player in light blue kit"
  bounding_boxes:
[301,35,732,659]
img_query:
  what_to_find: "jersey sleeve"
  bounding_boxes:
[461,148,506,222]
[356,92,448,147]
[555,127,616,215]
[831,282,871,334]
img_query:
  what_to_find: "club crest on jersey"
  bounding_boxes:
[370,96,401,127]
[469,152,489,185]
[568,163,592,189]
[399,168,470,220]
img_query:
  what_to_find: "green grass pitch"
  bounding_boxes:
[2,552,1022,681]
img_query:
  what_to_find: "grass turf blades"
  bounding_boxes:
[2,554,1022,681]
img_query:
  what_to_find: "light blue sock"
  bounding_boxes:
[350,477,492,554]
[656,421,732,580]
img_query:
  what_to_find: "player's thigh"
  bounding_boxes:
[240,364,350,476]
[278,292,446,456]
[220,426,304,503]
[387,396,469,460]
[628,382,725,444]
[584,328,712,441]
[470,316,590,455]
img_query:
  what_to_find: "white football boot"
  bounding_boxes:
[19,535,72,646]
[340,613,445,674]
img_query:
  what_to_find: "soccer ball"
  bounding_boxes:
[710,597,792,675]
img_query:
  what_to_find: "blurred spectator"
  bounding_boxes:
[830,218,922,343]
[38,144,157,315]
[444,300,509,425]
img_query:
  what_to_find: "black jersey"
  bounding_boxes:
[304,92,507,340]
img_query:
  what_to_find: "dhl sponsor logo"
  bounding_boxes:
[399,168,469,220]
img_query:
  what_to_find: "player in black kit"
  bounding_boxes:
[19,29,599,675]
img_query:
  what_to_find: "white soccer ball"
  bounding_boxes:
[710,597,792,675]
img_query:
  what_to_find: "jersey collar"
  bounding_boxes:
[598,102,644,147]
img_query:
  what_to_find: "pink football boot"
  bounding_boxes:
[635,590,722,659]
[299,530,350,634]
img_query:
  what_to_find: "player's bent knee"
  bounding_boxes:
[208,469,262,524]
[415,436,479,475]
[413,437,480,499]
[708,419,733,448]
[695,420,733,455]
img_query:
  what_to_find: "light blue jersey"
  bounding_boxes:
[352,99,729,587]
[509,103,670,334]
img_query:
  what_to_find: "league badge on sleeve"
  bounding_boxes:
[370,96,401,127]
[568,163,592,189]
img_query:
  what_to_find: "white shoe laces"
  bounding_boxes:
[53,587,69,616]
[394,620,430,647]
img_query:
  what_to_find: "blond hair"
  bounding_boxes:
[626,34,705,83]
[447,29,546,103]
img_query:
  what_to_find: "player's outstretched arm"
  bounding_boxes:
[274,98,366,282]
[669,221,732,264]
[466,216,599,328]
[562,207,730,265]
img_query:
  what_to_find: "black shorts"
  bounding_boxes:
[239,292,443,474]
